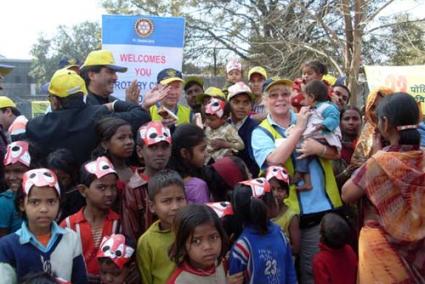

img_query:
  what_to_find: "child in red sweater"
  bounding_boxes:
[313,213,357,284]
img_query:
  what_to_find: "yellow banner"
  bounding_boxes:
[364,65,425,114]
[31,101,50,117]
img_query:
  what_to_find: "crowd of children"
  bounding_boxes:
[0,51,424,284]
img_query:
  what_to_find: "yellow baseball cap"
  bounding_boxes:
[48,69,88,98]
[262,77,293,92]
[0,96,16,109]
[248,66,267,80]
[80,50,127,72]
[197,87,226,104]
[322,74,337,86]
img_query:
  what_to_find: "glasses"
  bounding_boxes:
[268,92,291,99]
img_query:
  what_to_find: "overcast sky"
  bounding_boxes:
[0,0,423,59]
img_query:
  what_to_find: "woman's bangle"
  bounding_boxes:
[321,145,327,156]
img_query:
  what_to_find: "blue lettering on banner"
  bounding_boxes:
[102,15,185,48]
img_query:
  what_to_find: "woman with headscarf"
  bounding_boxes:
[350,87,393,169]
[342,93,425,283]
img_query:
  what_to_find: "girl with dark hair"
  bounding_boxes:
[167,204,228,284]
[291,60,329,112]
[202,156,250,201]
[47,148,85,221]
[228,178,296,284]
[342,93,425,283]
[333,106,362,189]
[169,124,209,203]
[93,116,135,183]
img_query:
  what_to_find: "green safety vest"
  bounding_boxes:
[150,104,192,125]
[258,119,343,214]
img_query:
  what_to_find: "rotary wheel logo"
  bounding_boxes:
[135,18,154,38]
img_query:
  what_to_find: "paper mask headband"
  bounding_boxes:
[206,202,234,218]
[266,166,290,185]
[205,98,226,118]
[138,121,172,145]
[4,141,31,167]
[97,234,135,269]
[239,177,271,198]
[84,156,117,179]
[22,168,60,196]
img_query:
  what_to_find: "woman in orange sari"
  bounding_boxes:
[342,93,425,283]
[350,87,393,168]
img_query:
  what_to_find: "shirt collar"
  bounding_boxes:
[231,116,248,130]
[267,111,297,128]
[73,208,120,223]
[18,221,67,245]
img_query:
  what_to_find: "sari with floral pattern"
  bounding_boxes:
[352,145,425,283]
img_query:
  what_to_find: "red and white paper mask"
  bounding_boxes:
[3,141,31,167]
[239,177,271,198]
[138,121,172,146]
[97,234,135,269]
[266,166,290,185]
[84,156,117,179]
[22,168,60,196]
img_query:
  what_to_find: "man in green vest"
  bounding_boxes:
[251,77,343,284]
[150,68,191,126]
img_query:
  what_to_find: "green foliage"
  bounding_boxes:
[30,21,101,84]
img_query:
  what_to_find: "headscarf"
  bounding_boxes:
[351,87,393,168]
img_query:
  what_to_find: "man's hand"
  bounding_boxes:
[125,80,141,104]
[141,84,170,110]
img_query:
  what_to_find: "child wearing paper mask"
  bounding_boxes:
[0,141,31,237]
[61,156,120,283]
[204,98,244,164]
[0,168,88,283]
[97,234,137,284]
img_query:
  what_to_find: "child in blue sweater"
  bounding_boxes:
[228,178,297,284]
[0,168,88,283]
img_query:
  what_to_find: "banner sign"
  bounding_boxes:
[31,101,50,118]
[102,15,185,100]
[364,65,425,113]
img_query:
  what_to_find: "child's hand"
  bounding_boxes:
[294,106,311,131]
[210,139,228,150]
[227,272,244,284]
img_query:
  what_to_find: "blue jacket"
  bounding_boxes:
[0,222,88,283]
[229,222,297,284]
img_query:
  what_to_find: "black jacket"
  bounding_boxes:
[85,91,119,106]
[26,99,150,166]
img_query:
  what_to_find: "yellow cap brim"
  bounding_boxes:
[265,79,293,92]
[160,77,184,85]
[80,64,127,73]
